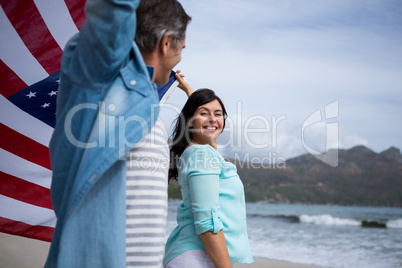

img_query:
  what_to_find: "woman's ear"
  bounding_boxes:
[187,117,194,128]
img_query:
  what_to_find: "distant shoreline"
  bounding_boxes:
[252,200,402,208]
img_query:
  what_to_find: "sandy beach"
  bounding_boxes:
[234,259,321,268]
[0,232,321,268]
[0,233,50,268]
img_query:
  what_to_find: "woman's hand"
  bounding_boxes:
[175,70,194,97]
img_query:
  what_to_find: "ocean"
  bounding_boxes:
[166,202,402,268]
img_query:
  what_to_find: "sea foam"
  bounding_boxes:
[299,214,361,227]
[387,219,402,229]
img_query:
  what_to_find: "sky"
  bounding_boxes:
[159,0,402,163]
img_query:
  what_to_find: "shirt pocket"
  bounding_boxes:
[102,65,155,117]
[120,64,152,97]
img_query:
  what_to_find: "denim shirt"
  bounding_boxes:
[45,0,160,267]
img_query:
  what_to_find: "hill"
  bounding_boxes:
[234,146,402,206]
[168,146,402,207]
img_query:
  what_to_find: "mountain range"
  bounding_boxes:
[168,145,402,207]
[234,145,402,207]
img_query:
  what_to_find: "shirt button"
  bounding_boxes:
[90,173,97,180]
[130,80,137,86]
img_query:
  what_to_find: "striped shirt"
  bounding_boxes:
[126,116,169,268]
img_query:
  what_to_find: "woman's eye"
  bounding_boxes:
[200,113,207,116]
[216,114,222,117]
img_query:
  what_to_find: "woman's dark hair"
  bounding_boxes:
[169,89,227,182]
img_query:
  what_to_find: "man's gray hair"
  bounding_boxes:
[135,0,191,53]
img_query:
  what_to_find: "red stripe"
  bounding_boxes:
[0,123,51,170]
[2,0,63,74]
[0,172,53,210]
[64,0,87,30]
[0,60,28,98]
[0,216,54,242]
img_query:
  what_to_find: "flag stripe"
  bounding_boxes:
[0,195,56,228]
[0,6,49,86]
[0,60,28,98]
[0,148,52,189]
[0,216,53,242]
[0,0,85,242]
[64,0,86,30]
[2,0,63,74]
[33,0,79,50]
[0,95,53,147]
[0,123,51,170]
[0,172,53,210]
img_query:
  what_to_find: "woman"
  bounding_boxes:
[163,84,253,267]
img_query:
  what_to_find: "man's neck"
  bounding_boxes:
[141,52,158,82]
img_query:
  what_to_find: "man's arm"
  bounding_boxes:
[63,0,140,87]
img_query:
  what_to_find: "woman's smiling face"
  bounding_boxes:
[189,99,224,148]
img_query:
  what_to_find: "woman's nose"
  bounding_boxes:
[208,115,217,122]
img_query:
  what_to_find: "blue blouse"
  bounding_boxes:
[163,145,253,266]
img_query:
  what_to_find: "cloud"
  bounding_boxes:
[339,133,369,149]
[163,0,402,158]
[217,111,370,163]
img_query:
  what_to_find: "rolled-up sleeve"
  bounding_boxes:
[187,147,224,235]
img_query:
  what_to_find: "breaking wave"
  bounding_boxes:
[248,213,402,229]
[386,218,402,229]
[299,214,402,229]
[300,214,361,227]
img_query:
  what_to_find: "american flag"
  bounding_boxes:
[0,0,179,243]
[0,0,86,242]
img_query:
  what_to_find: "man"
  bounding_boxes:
[45,0,191,267]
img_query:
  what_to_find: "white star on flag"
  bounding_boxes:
[48,91,57,97]
[26,91,36,98]
[41,103,50,108]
